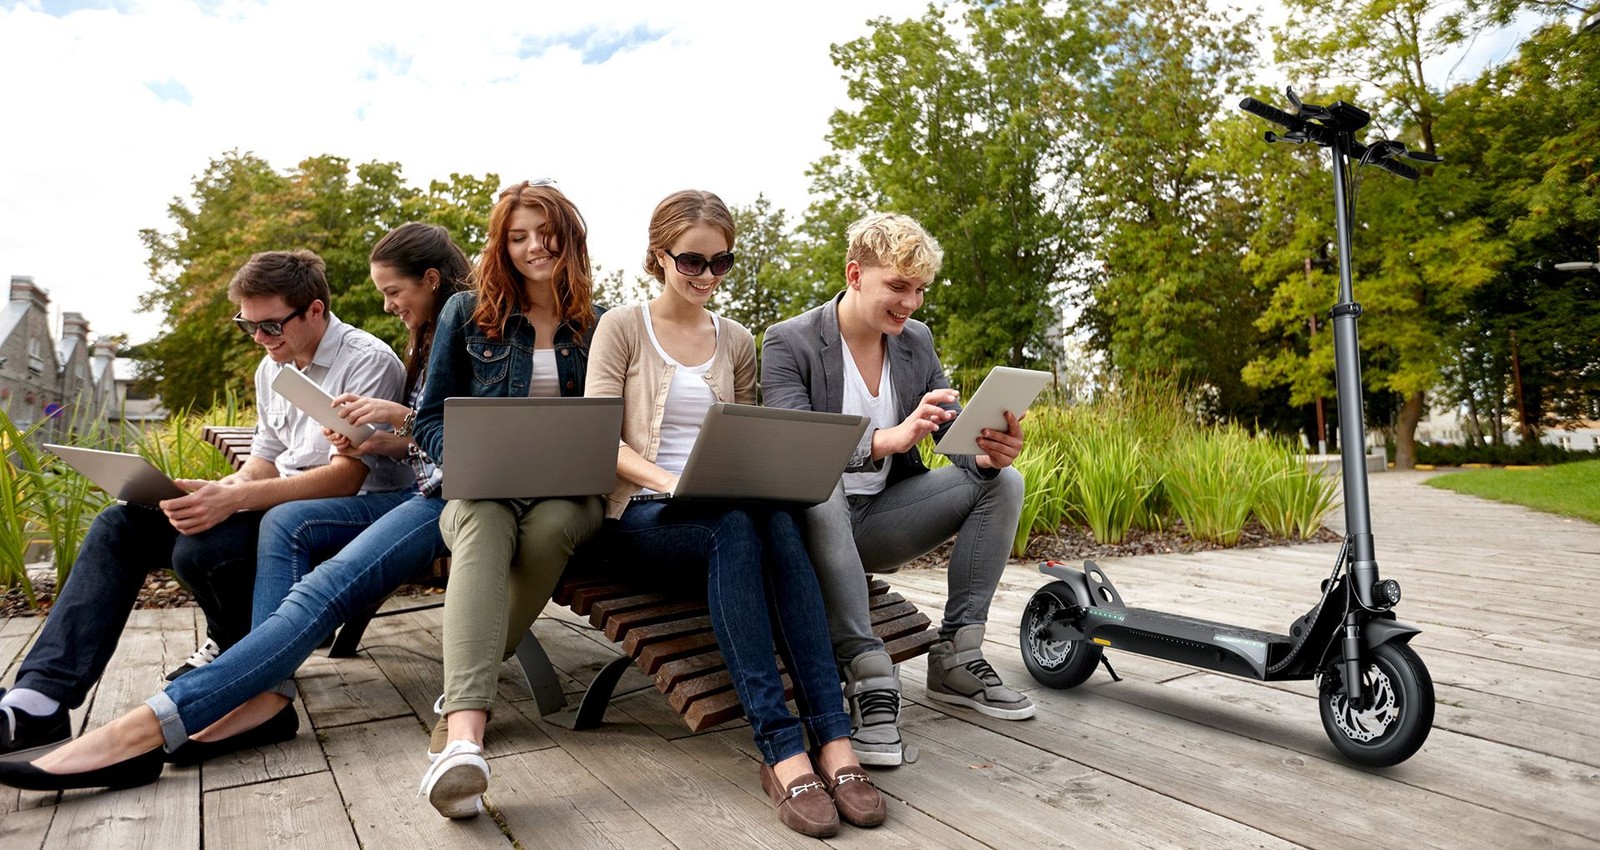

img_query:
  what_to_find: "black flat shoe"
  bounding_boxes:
[0,747,163,791]
[165,702,299,766]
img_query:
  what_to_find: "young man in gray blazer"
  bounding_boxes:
[761,213,1031,767]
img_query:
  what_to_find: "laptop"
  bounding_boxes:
[442,397,623,500]
[633,404,870,505]
[44,444,188,507]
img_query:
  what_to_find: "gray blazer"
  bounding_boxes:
[761,291,988,485]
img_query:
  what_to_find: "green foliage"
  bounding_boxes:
[1414,441,1597,467]
[1079,0,1288,425]
[1161,427,1260,545]
[139,152,497,410]
[1426,458,1600,524]
[1251,440,1342,540]
[719,195,819,344]
[807,0,1097,371]
[0,399,253,607]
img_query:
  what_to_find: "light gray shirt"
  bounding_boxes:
[249,313,411,493]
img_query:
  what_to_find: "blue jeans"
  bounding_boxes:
[609,501,852,764]
[16,504,262,709]
[147,493,447,750]
[250,490,415,627]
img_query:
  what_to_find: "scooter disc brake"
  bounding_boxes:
[1329,665,1399,743]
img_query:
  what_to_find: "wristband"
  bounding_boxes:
[395,408,417,437]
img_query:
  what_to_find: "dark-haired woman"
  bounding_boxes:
[0,223,471,792]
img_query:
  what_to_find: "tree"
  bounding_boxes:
[1255,0,1510,468]
[719,195,816,346]
[1077,0,1292,426]
[138,152,496,410]
[806,0,1099,374]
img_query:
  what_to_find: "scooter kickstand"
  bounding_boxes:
[1099,655,1121,683]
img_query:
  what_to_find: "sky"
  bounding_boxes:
[0,0,1547,347]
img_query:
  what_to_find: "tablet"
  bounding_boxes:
[270,366,378,447]
[934,366,1052,455]
[45,444,188,506]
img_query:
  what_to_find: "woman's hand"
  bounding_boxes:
[329,393,410,429]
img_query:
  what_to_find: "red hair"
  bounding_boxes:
[471,182,595,339]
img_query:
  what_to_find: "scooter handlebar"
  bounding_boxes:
[1370,156,1420,181]
[1239,96,1300,129]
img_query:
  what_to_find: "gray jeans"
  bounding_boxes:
[803,464,1024,664]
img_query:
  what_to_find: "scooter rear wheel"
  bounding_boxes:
[1318,642,1434,767]
[1019,582,1103,689]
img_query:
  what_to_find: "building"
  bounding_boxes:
[0,274,153,436]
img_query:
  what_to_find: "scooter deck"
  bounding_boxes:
[1082,607,1294,680]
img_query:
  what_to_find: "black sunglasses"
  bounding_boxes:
[663,248,735,277]
[233,302,311,337]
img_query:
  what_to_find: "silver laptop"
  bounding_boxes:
[633,404,870,505]
[442,397,623,500]
[45,444,188,507]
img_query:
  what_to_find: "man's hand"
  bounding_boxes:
[975,410,1026,470]
[161,479,246,536]
[876,389,958,457]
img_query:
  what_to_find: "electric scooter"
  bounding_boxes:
[1018,89,1438,767]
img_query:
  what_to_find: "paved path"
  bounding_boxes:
[1,471,1596,848]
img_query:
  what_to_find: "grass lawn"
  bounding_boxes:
[1425,458,1600,524]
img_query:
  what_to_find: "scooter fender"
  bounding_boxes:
[1363,616,1422,650]
[1037,561,1096,610]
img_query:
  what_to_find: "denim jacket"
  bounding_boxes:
[412,290,606,465]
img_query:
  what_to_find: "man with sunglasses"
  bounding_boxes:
[0,250,410,757]
[761,213,1031,769]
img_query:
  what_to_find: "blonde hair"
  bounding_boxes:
[845,213,944,280]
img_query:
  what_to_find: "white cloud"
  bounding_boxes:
[0,0,1550,347]
[0,0,927,343]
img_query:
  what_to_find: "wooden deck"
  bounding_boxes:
[2,471,1597,849]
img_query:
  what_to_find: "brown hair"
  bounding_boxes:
[643,190,736,282]
[370,223,472,394]
[227,249,331,310]
[471,181,595,340]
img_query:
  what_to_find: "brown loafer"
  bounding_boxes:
[759,763,839,837]
[822,766,887,827]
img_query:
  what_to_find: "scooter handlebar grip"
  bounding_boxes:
[1373,157,1421,180]
[1239,97,1299,129]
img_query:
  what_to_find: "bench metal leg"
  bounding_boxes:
[329,606,378,657]
[514,630,568,717]
[544,654,632,731]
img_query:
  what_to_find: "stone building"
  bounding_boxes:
[0,275,127,436]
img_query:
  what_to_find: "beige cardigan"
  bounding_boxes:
[585,304,758,518]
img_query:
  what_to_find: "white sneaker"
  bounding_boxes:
[418,739,489,819]
[165,638,222,681]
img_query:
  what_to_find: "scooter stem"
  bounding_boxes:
[1329,137,1381,608]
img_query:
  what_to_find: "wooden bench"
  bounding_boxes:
[202,425,938,733]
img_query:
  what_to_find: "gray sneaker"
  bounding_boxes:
[843,650,905,767]
[925,625,1035,720]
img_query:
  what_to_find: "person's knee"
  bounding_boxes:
[988,466,1025,506]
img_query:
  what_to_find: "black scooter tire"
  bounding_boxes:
[1319,642,1434,767]
[1019,582,1103,689]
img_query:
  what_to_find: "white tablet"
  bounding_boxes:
[934,366,1052,455]
[270,366,378,447]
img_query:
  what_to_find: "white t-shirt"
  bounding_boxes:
[528,348,559,398]
[840,334,897,496]
[641,304,718,490]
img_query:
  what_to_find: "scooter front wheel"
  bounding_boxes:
[1019,581,1103,689]
[1318,642,1434,767]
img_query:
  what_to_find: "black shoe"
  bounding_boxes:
[0,690,72,757]
[165,702,299,767]
[0,747,163,791]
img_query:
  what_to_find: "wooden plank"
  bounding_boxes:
[487,744,673,848]
[321,716,510,848]
[601,600,708,642]
[198,698,325,793]
[295,649,412,729]
[0,616,41,678]
[204,770,356,848]
[359,610,557,758]
[534,710,821,849]
[0,804,52,850]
